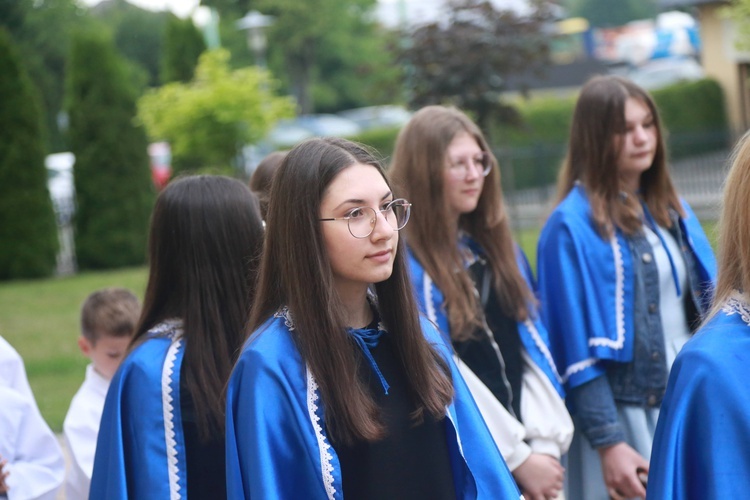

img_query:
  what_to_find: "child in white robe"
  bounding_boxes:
[0,338,64,500]
[62,288,140,500]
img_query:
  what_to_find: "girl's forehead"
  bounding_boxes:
[323,164,390,204]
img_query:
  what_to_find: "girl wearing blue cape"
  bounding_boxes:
[389,105,573,500]
[225,137,521,499]
[648,130,750,498]
[537,75,716,499]
[90,176,264,498]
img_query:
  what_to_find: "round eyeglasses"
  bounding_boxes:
[447,151,492,180]
[320,198,412,238]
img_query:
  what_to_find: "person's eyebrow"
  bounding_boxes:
[332,190,392,211]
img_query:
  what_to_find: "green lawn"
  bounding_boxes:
[0,220,718,433]
[0,267,147,432]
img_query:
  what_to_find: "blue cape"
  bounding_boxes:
[225,311,521,499]
[90,321,188,499]
[648,294,750,497]
[537,185,716,389]
[407,244,565,398]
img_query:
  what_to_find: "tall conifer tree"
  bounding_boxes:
[67,29,154,269]
[0,29,58,280]
[161,15,206,84]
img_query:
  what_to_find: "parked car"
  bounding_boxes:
[627,57,705,90]
[294,114,362,138]
[337,105,412,131]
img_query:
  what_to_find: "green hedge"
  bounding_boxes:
[0,29,58,280]
[67,30,154,270]
[349,126,403,165]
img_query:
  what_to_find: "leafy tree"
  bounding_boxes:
[66,28,154,270]
[564,0,657,28]
[90,0,170,87]
[725,0,750,51]
[256,0,382,114]
[200,0,251,19]
[137,48,295,174]
[402,0,554,131]
[0,29,58,279]
[1,0,93,152]
[161,14,207,83]
[312,23,404,112]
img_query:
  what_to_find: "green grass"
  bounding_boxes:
[0,267,147,432]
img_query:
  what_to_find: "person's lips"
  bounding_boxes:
[366,249,392,263]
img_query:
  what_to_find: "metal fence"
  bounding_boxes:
[503,148,732,230]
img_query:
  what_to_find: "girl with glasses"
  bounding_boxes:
[90,175,264,498]
[648,131,750,498]
[536,75,716,499]
[389,105,573,500]
[225,137,521,499]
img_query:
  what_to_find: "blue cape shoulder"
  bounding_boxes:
[91,325,187,499]
[648,297,750,498]
[226,312,521,499]
[537,185,716,389]
[407,244,565,397]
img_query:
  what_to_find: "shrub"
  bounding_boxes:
[161,14,206,84]
[0,29,58,280]
[66,29,154,270]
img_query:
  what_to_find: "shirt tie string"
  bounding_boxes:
[347,326,390,395]
[641,201,682,297]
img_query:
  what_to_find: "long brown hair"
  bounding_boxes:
[707,130,750,319]
[248,137,454,445]
[389,105,532,341]
[557,75,683,237]
[132,175,264,440]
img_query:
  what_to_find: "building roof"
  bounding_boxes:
[658,0,728,9]
[504,58,612,92]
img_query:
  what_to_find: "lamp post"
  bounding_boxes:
[236,11,275,68]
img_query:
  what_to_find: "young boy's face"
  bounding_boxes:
[79,334,131,380]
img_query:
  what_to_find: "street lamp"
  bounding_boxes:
[236,11,275,68]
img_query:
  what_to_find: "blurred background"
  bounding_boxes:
[1,0,749,432]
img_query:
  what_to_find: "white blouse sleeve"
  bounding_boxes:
[520,350,574,459]
[454,356,532,471]
[0,387,64,500]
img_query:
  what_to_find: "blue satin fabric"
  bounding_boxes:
[90,321,188,499]
[537,185,716,389]
[225,312,521,499]
[648,301,750,498]
[407,243,565,398]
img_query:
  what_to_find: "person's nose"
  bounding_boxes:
[632,125,648,145]
[370,209,395,241]
[464,160,481,181]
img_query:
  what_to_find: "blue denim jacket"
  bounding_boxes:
[572,210,705,448]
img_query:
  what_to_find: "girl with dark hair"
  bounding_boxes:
[249,150,287,220]
[389,105,572,500]
[537,75,716,499]
[648,131,750,498]
[91,175,264,498]
[225,137,521,499]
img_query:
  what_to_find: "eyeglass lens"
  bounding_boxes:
[450,152,491,178]
[348,201,410,238]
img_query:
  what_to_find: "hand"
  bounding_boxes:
[0,457,9,494]
[598,442,649,499]
[512,453,565,500]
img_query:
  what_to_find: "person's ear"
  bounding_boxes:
[78,336,92,356]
